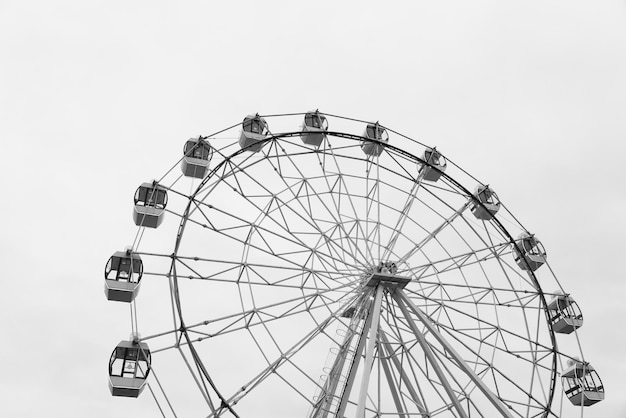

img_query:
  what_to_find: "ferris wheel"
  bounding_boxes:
[104,111,604,417]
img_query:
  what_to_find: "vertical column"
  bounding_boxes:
[355,285,384,418]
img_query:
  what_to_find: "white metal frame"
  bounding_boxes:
[109,112,598,417]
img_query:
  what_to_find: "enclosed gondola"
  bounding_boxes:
[513,232,546,272]
[471,184,501,220]
[109,340,151,398]
[181,137,212,179]
[104,249,143,303]
[562,361,604,406]
[547,294,583,334]
[361,122,389,157]
[239,114,269,152]
[419,147,447,182]
[300,110,328,147]
[133,182,167,228]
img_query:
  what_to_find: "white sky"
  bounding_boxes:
[1,1,625,417]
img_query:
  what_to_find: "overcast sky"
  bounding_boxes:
[1,1,625,417]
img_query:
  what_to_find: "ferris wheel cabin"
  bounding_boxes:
[109,340,151,398]
[239,114,269,152]
[547,294,583,334]
[361,122,389,157]
[419,147,447,182]
[300,111,328,147]
[104,250,143,303]
[562,361,604,406]
[471,185,501,220]
[513,232,546,271]
[133,182,167,228]
[181,137,212,179]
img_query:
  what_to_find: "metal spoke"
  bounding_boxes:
[381,171,424,261]
[397,201,471,265]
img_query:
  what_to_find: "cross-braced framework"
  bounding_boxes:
[108,112,601,417]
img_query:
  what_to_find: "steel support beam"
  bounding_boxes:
[393,293,469,418]
[311,329,355,418]
[379,331,429,416]
[394,290,514,418]
[378,337,409,418]
[355,285,384,418]
[311,298,369,418]
[335,291,375,418]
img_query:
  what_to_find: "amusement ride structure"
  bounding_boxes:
[104,111,604,417]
